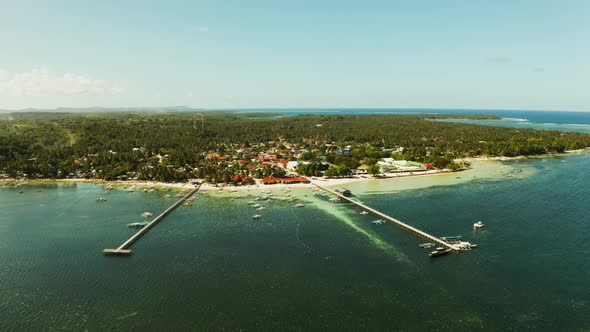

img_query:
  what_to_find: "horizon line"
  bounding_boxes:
[1,106,589,113]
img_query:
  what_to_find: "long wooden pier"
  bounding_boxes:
[312,183,460,251]
[103,186,200,256]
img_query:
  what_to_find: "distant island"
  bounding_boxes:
[1,112,589,184]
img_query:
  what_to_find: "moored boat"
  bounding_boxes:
[128,221,150,228]
[252,214,262,219]
[429,248,451,257]
[419,243,435,249]
[474,221,484,228]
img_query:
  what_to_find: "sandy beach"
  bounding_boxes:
[2,149,587,193]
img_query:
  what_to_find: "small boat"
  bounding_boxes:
[141,212,153,218]
[256,206,265,211]
[473,221,484,228]
[328,198,340,203]
[182,203,193,207]
[96,197,107,202]
[360,211,369,215]
[470,244,478,248]
[429,248,451,257]
[252,214,262,219]
[128,221,150,228]
[164,194,171,198]
[229,189,238,193]
[419,243,435,249]
[371,219,385,225]
[457,241,474,250]
[188,197,197,201]
[252,204,262,208]
[295,203,304,208]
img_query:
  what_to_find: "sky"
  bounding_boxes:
[0,0,588,111]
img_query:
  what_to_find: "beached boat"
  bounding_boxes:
[141,212,153,218]
[252,214,262,219]
[473,221,484,228]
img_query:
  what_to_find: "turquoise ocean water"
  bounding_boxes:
[1,153,589,330]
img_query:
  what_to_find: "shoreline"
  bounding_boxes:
[2,149,588,192]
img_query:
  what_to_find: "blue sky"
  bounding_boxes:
[0,0,588,110]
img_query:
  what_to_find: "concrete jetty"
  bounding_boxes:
[103,185,200,256]
[312,183,460,251]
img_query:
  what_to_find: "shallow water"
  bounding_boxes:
[1,155,589,330]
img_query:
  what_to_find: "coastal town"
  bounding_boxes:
[1,135,464,187]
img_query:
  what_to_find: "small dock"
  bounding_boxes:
[103,185,200,256]
[312,183,460,251]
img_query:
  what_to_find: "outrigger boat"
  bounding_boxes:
[419,243,435,249]
[128,221,150,228]
[429,248,452,257]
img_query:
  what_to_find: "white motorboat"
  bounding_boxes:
[474,221,484,228]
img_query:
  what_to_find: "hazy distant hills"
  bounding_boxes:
[0,106,206,114]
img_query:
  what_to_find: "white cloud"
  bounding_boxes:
[0,67,124,97]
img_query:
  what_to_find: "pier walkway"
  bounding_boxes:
[103,185,200,256]
[312,183,460,251]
